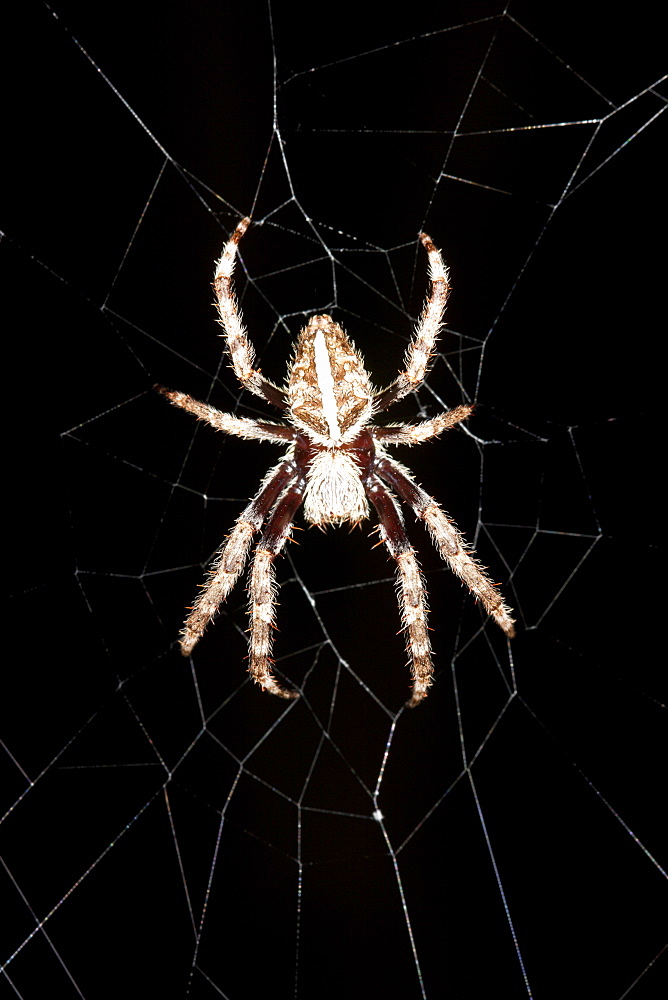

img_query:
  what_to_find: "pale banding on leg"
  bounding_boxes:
[396,550,433,707]
[248,548,298,699]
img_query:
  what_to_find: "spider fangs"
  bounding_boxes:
[159,218,515,706]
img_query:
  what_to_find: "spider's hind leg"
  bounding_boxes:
[373,231,450,413]
[213,217,287,410]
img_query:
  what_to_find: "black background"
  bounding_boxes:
[3,2,665,997]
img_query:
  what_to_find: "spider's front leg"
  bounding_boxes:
[364,473,433,707]
[247,474,307,700]
[179,458,299,656]
[377,456,516,638]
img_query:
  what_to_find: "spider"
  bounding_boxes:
[158,218,515,706]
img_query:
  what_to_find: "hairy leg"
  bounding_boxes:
[374,231,450,412]
[376,456,515,637]
[247,475,307,699]
[372,404,472,445]
[179,459,299,655]
[365,473,434,707]
[156,385,296,443]
[213,218,287,409]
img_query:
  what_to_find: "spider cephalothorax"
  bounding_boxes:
[159,218,514,706]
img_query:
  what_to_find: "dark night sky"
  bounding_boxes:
[3,3,665,997]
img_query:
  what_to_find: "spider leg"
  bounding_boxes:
[364,473,434,707]
[156,386,296,444]
[180,458,299,656]
[372,404,473,446]
[247,475,307,699]
[213,218,287,410]
[374,232,450,412]
[376,455,516,637]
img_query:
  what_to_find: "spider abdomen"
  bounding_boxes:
[303,451,369,525]
[289,315,374,446]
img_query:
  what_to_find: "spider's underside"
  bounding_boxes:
[159,218,514,706]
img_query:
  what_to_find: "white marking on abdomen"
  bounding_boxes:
[313,329,341,442]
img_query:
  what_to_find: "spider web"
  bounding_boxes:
[3,1,666,996]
